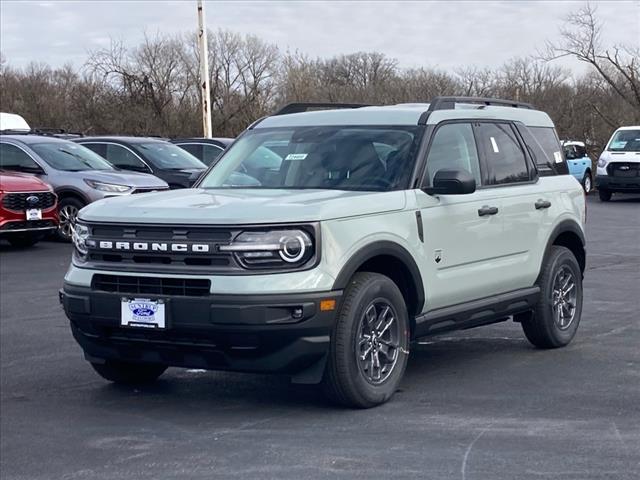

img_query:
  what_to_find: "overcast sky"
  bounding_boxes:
[1,0,639,75]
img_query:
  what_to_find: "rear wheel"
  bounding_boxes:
[582,171,592,194]
[7,234,40,248]
[322,272,410,408]
[57,197,84,241]
[517,246,583,348]
[91,360,167,385]
[598,188,612,202]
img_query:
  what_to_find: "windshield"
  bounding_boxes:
[136,143,207,169]
[30,142,114,171]
[199,126,423,191]
[607,129,640,152]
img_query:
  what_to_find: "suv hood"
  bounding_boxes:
[79,188,407,224]
[602,151,640,163]
[66,170,169,188]
[0,171,51,192]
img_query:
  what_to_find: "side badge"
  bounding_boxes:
[434,249,443,264]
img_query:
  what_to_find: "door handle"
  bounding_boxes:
[478,205,499,216]
[535,199,552,210]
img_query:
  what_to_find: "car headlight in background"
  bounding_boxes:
[72,223,91,259]
[84,179,132,193]
[597,156,608,168]
[220,229,314,269]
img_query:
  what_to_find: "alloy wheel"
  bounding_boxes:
[551,265,577,330]
[59,204,79,240]
[355,300,401,385]
[584,175,592,193]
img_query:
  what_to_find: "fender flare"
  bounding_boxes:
[542,219,586,273]
[55,187,90,205]
[332,240,425,314]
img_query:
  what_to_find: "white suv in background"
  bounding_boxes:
[596,126,640,201]
[61,97,586,408]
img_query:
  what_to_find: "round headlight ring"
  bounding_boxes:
[278,234,306,263]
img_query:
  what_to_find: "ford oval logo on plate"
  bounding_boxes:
[121,298,166,329]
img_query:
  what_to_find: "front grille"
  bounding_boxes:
[0,220,56,231]
[85,224,237,273]
[2,192,56,211]
[131,187,169,194]
[93,274,211,297]
[607,162,640,177]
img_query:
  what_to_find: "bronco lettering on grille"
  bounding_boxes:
[96,241,211,253]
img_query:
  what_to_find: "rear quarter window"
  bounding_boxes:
[519,126,569,176]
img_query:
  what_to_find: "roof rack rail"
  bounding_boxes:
[0,127,84,138]
[273,102,371,116]
[430,96,533,111]
[418,96,534,124]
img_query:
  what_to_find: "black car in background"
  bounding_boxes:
[170,137,233,166]
[74,137,207,189]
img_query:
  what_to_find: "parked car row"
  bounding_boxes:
[1,110,638,249]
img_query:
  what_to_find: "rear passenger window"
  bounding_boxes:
[476,123,530,185]
[202,145,224,166]
[176,143,202,161]
[81,142,106,158]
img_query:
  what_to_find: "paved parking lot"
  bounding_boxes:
[1,195,639,480]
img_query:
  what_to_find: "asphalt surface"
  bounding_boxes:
[1,194,639,480]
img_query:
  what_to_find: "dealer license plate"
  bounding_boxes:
[26,208,42,220]
[121,298,166,329]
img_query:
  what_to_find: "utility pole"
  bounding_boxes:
[197,0,212,138]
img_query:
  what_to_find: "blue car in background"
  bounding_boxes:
[562,141,593,194]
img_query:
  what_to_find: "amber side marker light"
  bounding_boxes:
[320,299,336,311]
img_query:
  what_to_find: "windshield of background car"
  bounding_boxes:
[30,142,114,171]
[199,126,423,191]
[607,130,640,152]
[136,143,207,169]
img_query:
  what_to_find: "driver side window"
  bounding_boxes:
[105,144,150,172]
[0,143,42,171]
[424,123,481,187]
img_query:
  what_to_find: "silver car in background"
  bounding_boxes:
[0,134,169,240]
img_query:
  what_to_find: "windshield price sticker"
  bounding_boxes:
[285,153,308,161]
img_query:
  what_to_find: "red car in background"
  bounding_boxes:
[0,171,58,247]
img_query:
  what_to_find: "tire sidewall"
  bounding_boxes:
[337,275,410,406]
[539,248,583,346]
[582,172,592,194]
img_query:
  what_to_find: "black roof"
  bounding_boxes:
[170,137,233,147]
[74,136,170,144]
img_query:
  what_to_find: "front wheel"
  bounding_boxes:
[91,360,167,385]
[322,272,410,408]
[57,197,84,241]
[582,171,592,194]
[517,246,583,348]
[598,188,612,202]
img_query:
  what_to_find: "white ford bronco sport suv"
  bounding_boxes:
[61,97,586,408]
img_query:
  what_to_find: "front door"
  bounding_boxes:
[415,122,506,310]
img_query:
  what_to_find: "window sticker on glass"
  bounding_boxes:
[490,137,499,153]
[554,151,563,163]
[285,153,308,161]
[611,141,627,149]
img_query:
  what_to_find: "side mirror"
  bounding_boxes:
[422,168,476,195]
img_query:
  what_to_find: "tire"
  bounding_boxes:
[598,188,612,202]
[322,272,410,408]
[518,246,583,349]
[57,197,85,241]
[582,171,592,194]
[7,234,40,248]
[91,360,167,385]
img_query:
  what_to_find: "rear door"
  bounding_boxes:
[474,121,544,290]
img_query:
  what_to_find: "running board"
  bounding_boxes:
[414,287,540,338]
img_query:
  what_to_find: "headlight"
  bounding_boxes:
[597,156,608,168]
[219,229,314,269]
[72,223,91,258]
[84,179,132,193]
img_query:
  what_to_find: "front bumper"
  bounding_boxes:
[596,175,640,193]
[61,283,341,382]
